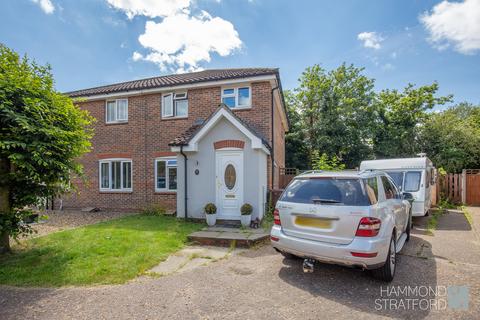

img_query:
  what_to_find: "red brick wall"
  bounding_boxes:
[273,102,286,189]
[61,81,284,211]
[213,140,245,149]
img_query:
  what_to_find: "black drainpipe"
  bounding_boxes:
[271,85,279,191]
[180,146,188,221]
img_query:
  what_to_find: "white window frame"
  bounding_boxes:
[162,92,188,119]
[99,158,132,192]
[155,157,178,192]
[221,85,251,109]
[105,99,128,124]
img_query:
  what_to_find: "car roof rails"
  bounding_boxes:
[299,170,323,176]
[359,169,380,175]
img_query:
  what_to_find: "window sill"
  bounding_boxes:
[230,106,252,111]
[105,121,128,125]
[100,190,133,194]
[155,191,177,195]
[161,116,188,121]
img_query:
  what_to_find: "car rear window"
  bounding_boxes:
[279,177,371,206]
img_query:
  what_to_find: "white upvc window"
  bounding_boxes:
[99,159,132,191]
[221,86,251,109]
[155,157,177,192]
[106,99,128,123]
[162,92,188,118]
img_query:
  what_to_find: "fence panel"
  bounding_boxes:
[437,173,463,204]
[279,168,299,189]
[466,169,480,205]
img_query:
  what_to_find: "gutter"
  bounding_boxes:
[67,75,278,101]
[180,146,188,221]
[271,85,279,190]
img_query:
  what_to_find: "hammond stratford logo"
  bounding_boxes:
[447,286,469,310]
[375,285,469,311]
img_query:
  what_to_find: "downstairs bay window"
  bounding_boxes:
[99,159,132,191]
[155,158,177,192]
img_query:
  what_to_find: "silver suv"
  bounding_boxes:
[270,170,412,282]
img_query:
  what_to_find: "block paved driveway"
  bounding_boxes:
[1,208,479,319]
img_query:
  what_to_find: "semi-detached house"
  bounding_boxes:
[62,68,289,221]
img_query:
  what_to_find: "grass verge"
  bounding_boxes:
[462,207,473,227]
[0,215,203,287]
[426,209,446,236]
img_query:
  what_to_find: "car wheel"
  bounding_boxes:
[406,210,412,242]
[372,234,396,282]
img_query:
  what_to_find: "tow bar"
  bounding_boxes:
[303,258,316,273]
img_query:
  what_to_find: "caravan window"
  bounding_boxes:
[404,171,421,192]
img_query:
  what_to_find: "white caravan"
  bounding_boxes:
[360,157,435,216]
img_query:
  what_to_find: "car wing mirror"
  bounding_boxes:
[402,192,414,201]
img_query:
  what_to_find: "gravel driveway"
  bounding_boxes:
[1,208,479,319]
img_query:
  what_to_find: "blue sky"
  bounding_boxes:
[1,0,479,106]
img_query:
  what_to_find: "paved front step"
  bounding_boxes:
[188,226,269,248]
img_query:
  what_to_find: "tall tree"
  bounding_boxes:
[373,83,452,158]
[284,90,308,169]
[0,45,93,252]
[419,103,480,172]
[294,63,376,168]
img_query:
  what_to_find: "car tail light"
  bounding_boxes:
[351,252,378,258]
[273,209,281,226]
[356,217,381,237]
[270,236,279,242]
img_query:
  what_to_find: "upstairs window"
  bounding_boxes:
[99,159,132,191]
[155,158,177,191]
[221,86,251,109]
[106,99,128,123]
[162,92,188,118]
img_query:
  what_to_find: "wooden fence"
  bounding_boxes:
[437,173,463,204]
[279,168,300,189]
[436,170,480,205]
[465,169,480,205]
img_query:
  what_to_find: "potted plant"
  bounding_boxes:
[240,203,253,227]
[204,203,217,226]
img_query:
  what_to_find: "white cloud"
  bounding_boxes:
[420,0,480,54]
[106,0,191,19]
[357,32,384,50]
[107,0,243,72]
[132,51,143,61]
[31,0,55,14]
[134,12,242,72]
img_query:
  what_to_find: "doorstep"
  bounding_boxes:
[188,225,269,248]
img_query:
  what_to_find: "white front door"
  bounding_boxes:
[215,150,244,218]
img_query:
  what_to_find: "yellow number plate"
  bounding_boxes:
[295,216,332,229]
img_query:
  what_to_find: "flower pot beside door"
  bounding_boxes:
[240,203,253,227]
[204,203,217,226]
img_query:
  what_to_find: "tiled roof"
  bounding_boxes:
[168,123,203,146]
[169,104,270,149]
[66,68,278,98]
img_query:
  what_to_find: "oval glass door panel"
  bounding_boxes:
[224,164,236,190]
